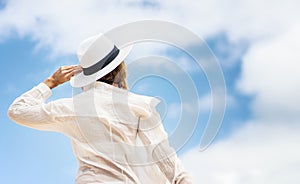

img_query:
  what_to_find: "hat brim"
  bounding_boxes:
[70,45,133,88]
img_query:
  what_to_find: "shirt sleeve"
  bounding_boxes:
[137,96,193,184]
[7,83,74,132]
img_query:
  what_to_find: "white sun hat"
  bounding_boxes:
[70,33,132,88]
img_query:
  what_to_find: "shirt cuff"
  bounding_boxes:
[37,82,52,100]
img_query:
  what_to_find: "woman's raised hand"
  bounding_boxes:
[44,65,82,89]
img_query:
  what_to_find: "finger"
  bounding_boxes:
[65,69,82,80]
[61,66,81,74]
[60,65,79,71]
[73,67,83,75]
[73,67,83,74]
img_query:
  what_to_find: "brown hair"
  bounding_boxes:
[97,61,128,89]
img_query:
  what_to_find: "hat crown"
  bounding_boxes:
[77,33,115,68]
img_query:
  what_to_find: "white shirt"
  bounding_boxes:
[8,82,191,184]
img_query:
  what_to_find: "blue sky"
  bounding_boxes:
[1,1,300,184]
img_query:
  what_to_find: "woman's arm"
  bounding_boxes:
[7,65,81,130]
[137,101,193,184]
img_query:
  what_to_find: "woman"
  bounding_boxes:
[8,33,192,184]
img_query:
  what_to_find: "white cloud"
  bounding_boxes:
[212,37,248,68]
[199,93,237,112]
[180,121,300,184]
[182,24,300,183]
[174,57,200,73]
[158,0,300,41]
[0,0,160,55]
[1,0,300,56]
[237,27,300,121]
